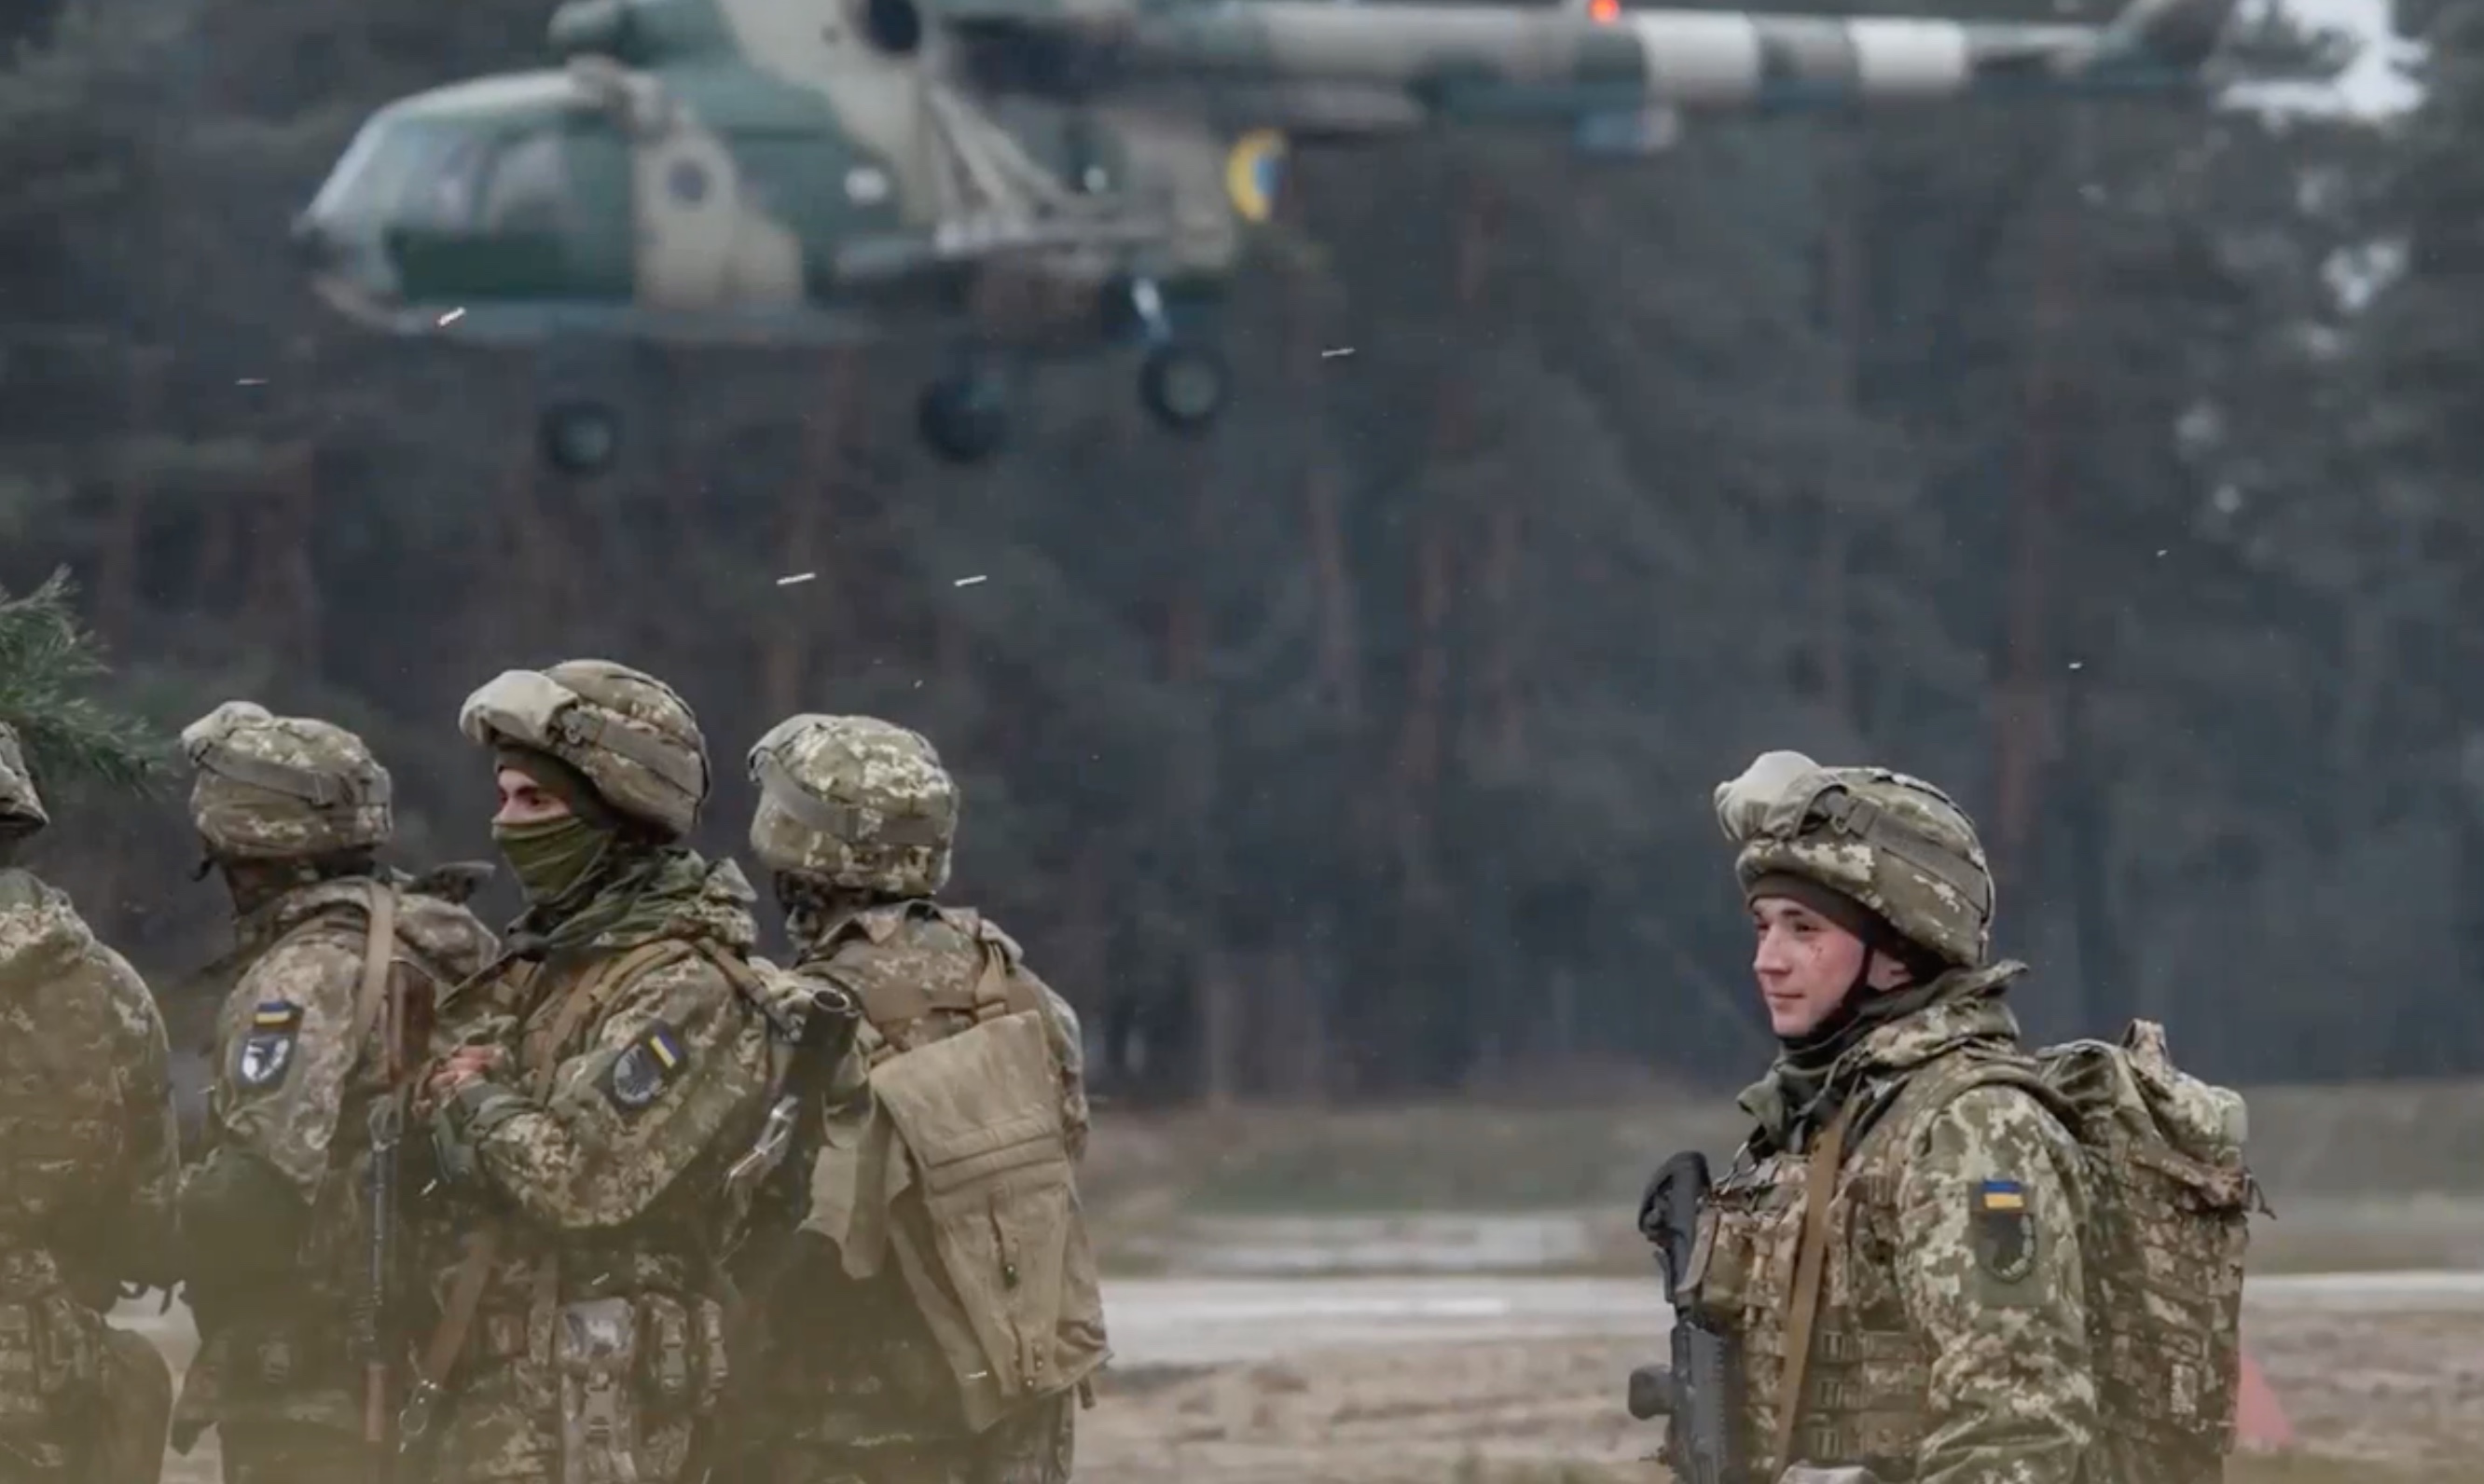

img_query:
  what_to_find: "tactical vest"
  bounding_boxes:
[1694,1021,2253,1484]
[401,933,753,1474]
[783,901,1108,1436]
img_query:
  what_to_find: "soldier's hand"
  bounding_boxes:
[425,1044,504,1103]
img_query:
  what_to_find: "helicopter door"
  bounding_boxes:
[629,114,807,311]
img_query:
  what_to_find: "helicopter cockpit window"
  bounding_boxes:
[307,119,489,233]
[477,129,574,237]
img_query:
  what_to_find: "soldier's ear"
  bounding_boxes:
[1863,950,1915,993]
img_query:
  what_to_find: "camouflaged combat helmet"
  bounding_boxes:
[182,702,393,860]
[1714,749,1994,968]
[0,722,47,836]
[459,659,710,840]
[747,714,957,898]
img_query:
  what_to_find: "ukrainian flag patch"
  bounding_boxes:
[251,1000,302,1031]
[1971,1176,2036,1285]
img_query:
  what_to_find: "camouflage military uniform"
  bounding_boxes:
[727,714,1106,1484]
[1686,753,2096,1484]
[0,721,181,1483]
[170,702,500,1483]
[412,660,770,1484]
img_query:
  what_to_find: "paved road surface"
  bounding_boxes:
[118,1268,2484,1371]
[1081,1269,2484,1367]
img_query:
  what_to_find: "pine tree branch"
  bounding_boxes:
[0,567,169,797]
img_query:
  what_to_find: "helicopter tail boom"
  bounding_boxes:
[1119,0,2235,125]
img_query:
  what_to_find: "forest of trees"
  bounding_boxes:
[0,0,2473,1102]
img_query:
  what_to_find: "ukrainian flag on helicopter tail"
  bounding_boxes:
[1224,129,1287,223]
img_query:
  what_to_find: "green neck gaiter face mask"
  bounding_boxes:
[493,816,614,908]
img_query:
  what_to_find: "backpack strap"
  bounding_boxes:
[520,941,692,1099]
[1772,1098,1855,1477]
[967,920,1030,1024]
[346,882,403,1082]
[298,886,406,1233]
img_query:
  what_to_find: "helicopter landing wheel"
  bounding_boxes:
[917,370,1011,465]
[538,401,622,475]
[1138,343,1229,435]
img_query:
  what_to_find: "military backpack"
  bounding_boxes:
[1783,1020,2257,1484]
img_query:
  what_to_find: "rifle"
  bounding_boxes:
[361,1090,403,1483]
[1626,1150,1743,1484]
[356,891,413,1484]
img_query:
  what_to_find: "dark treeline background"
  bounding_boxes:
[0,0,2469,1102]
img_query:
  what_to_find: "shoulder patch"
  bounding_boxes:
[605,1022,688,1111]
[1971,1177,2036,1284]
[235,1002,302,1090]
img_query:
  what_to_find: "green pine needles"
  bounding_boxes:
[0,567,165,797]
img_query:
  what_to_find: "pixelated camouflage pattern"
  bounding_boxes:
[0,723,47,833]
[731,900,1100,1472]
[459,659,711,840]
[749,714,958,899]
[1703,967,2095,1484]
[742,1388,1075,1484]
[211,1421,369,1483]
[182,702,394,861]
[180,875,497,1443]
[2010,1019,2256,1484]
[787,900,1090,1169]
[1716,749,1994,967]
[417,857,768,1484]
[0,865,181,1468]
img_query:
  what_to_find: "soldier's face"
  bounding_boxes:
[1750,898,1869,1037]
[495,766,572,826]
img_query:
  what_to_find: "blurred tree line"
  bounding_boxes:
[0,0,2465,1102]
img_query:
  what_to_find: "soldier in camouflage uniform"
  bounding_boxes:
[0,721,181,1484]
[171,701,500,1482]
[726,714,1106,1484]
[413,659,771,1484]
[1683,750,2097,1484]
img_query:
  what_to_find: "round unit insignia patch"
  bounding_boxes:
[238,1032,295,1089]
[603,1023,687,1111]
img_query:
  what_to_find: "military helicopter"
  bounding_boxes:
[292,0,2242,471]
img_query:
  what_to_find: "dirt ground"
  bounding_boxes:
[139,1279,2484,1484]
[1076,1296,2484,1484]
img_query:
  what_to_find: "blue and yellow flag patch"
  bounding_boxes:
[1223,129,1288,224]
[1971,1177,2036,1284]
[236,1001,301,1090]
[645,1028,683,1071]
[605,1022,688,1112]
